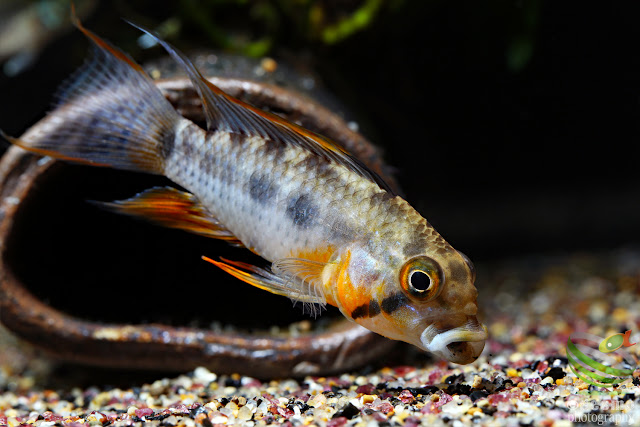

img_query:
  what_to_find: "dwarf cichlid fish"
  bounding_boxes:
[2,16,487,364]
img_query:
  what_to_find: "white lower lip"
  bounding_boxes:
[421,322,488,354]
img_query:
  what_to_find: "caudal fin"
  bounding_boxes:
[2,16,180,175]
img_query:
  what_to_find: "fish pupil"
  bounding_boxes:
[410,270,431,292]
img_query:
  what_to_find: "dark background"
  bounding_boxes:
[1,1,639,263]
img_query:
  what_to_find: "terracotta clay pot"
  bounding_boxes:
[0,53,398,378]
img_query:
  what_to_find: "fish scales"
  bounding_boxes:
[1,17,488,365]
[166,119,395,262]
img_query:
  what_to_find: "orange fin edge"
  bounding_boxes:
[0,129,111,167]
[201,256,281,294]
[71,4,145,74]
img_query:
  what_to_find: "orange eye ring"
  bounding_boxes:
[399,256,444,301]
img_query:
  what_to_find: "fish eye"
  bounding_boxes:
[399,256,444,301]
[458,251,476,283]
[409,270,431,291]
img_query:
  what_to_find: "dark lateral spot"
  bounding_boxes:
[368,299,381,316]
[248,172,278,204]
[380,292,409,314]
[286,194,317,228]
[350,303,368,320]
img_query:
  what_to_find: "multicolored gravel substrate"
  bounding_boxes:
[1,249,639,426]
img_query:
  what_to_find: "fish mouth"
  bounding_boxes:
[420,317,488,364]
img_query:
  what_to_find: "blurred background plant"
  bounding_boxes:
[0,0,541,74]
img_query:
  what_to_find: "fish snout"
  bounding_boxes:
[420,316,488,364]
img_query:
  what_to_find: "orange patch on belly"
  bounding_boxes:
[334,250,372,316]
[290,246,336,264]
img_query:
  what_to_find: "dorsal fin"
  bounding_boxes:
[125,21,394,194]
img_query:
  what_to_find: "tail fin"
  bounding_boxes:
[2,17,181,175]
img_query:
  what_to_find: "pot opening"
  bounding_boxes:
[5,162,341,332]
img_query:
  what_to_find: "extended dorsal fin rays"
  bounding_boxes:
[126,21,394,195]
[123,19,222,131]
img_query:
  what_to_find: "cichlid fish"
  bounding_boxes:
[2,17,487,364]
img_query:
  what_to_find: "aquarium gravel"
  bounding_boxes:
[1,249,639,426]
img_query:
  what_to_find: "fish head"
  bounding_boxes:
[332,241,487,364]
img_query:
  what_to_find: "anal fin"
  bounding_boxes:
[97,186,242,244]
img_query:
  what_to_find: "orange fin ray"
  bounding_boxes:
[96,187,242,244]
[202,256,327,306]
[0,130,112,167]
[71,5,145,74]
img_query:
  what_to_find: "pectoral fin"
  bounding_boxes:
[96,186,242,244]
[202,256,328,306]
